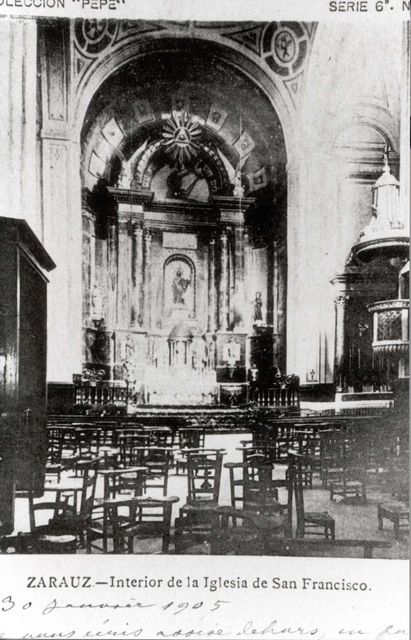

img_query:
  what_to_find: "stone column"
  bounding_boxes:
[132,223,144,326]
[208,237,216,332]
[234,224,245,327]
[82,207,96,323]
[334,294,350,391]
[117,215,131,329]
[107,218,118,329]
[218,229,229,331]
[272,240,279,333]
[0,18,39,235]
[144,230,152,329]
[400,23,410,227]
[39,20,82,381]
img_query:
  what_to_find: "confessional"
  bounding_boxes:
[0,217,55,534]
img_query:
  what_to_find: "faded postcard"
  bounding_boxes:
[0,0,409,638]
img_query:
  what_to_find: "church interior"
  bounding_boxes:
[0,17,408,556]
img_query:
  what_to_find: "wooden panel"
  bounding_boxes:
[16,252,48,491]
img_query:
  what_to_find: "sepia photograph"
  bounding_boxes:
[0,8,409,571]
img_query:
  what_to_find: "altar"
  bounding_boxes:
[80,116,287,406]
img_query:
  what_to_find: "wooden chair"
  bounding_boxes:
[225,460,292,536]
[210,506,285,555]
[107,495,179,554]
[45,428,64,483]
[132,446,173,495]
[119,433,150,467]
[174,449,225,554]
[378,502,409,539]
[47,458,99,547]
[329,465,367,504]
[27,487,77,553]
[291,454,335,540]
[86,466,147,553]
[175,428,206,474]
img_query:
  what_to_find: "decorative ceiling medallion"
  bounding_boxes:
[262,22,308,78]
[161,114,202,165]
[74,19,118,56]
[275,30,297,64]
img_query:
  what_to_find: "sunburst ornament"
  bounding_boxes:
[161,113,202,166]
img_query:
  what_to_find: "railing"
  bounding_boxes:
[254,387,300,408]
[368,299,409,356]
[74,382,129,407]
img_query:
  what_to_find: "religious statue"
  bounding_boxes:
[117,161,133,189]
[91,284,103,320]
[254,291,263,322]
[232,169,244,198]
[172,268,191,305]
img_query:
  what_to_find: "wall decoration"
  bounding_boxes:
[163,232,198,250]
[222,339,241,365]
[74,19,118,56]
[134,99,155,124]
[247,167,268,192]
[89,151,106,177]
[171,93,190,115]
[101,117,124,147]
[262,22,308,77]
[222,24,265,56]
[163,256,195,318]
[233,130,255,159]
[162,113,202,165]
[206,104,229,132]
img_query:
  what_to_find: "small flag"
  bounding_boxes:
[234,130,255,158]
[206,104,228,131]
[101,118,124,147]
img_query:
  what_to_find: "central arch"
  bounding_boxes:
[78,30,289,404]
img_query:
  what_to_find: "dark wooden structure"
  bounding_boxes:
[0,217,55,534]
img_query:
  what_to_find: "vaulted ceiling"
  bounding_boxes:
[81,42,287,203]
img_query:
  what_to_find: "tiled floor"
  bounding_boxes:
[12,432,409,558]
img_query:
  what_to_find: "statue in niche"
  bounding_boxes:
[232,169,244,198]
[207,338,216,369]
[254,291,263,322]
[117,161,133,189]
[172,268,191,305]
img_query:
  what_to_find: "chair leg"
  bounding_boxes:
[127,536,133,554]
[378,507,383,530]
[393,515,400,540]
[162,505,172,553]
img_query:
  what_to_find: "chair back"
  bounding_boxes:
[79,458,99,517]
[119,433,150,466]
[28,493,73,534]
[243,462,278,511]
[288,454,305,537]
[186,450,224,505]
[74,427,100,457]
[139,447,173,495]
[119,468,146,497]
[178,428,205,450]
[108,496,179,553]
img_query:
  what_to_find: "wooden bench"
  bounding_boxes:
[378,502,409,539]
[263,537,391,558]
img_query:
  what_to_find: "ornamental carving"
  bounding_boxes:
[74,19,118,56]
[334,294,350,309]
[262,22,309,78]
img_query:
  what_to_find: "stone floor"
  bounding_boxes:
[12,432,409,558]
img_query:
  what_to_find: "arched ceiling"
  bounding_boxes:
[81,43,287,203]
